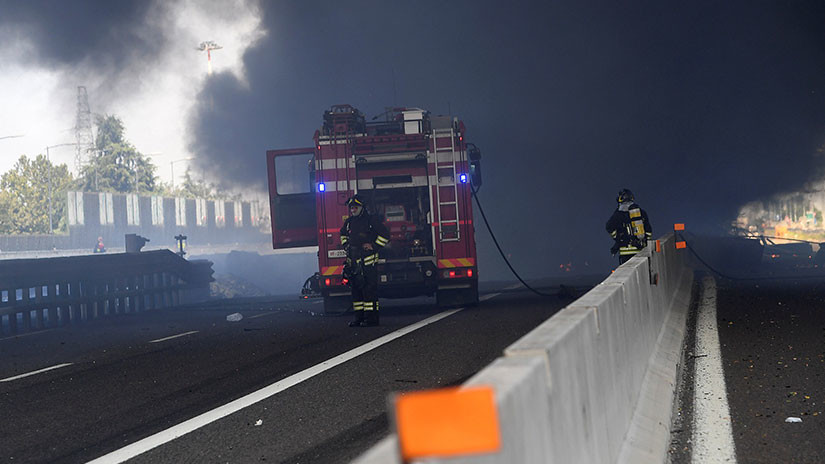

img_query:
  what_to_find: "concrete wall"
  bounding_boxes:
[353,234,693,464]
[0,192,269,253]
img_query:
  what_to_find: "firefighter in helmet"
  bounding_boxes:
[606,188,652,264]
[340,194,390,327]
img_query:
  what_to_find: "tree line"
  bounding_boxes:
[0,115,233,235]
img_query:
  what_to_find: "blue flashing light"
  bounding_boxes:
[318,182,326,192]
[459,173,468,183]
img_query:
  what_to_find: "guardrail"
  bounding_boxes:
[354,233,693,463]
[0,250,214,335]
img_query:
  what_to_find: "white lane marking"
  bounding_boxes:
[248,313,275,319]
[480,292,501,302]
[0,363,73,383]
[148,331,199,344]
[504,283,523,290]
[692,276,737,463]
[87,308,465,464]
[0,328,56,342]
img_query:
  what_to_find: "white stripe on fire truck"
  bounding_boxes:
[316,158,354,170]
[317,135,367,145]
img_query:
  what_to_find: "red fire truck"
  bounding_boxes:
[266,105,482,314]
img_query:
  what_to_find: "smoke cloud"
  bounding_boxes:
[3,0,824,279]
[185,1,825,277]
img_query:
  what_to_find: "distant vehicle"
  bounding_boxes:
[761,239,814,265]
[266,105,482,313]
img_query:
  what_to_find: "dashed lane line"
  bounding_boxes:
[248,313,277,319]
[86,307,469,464]
[0,328,56,342]
[692,276,737,463]
[0,363,73,383]
[148,331,199,344]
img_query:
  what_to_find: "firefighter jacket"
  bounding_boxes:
[340,211,390,266]
[606,202,652,257]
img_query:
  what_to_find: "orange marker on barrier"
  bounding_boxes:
[674,223,685,231]
[655,240,661,253]
[395,386,501,461]
[676,241,687,249]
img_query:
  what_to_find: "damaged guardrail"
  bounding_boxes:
[0,250,213,335]
[354,233,693,463]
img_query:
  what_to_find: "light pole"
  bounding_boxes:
[170,157,194,189]
[197,41,222,75]
[45,142,79,234]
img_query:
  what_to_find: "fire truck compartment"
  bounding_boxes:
[376,259,437,298]
[366,186,433,260]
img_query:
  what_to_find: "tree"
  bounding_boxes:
[0,155,73,234]
[77,115,159,193]
[178,168,214,198]
[177,168,239,200]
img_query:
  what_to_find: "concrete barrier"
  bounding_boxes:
[353,233,692,463]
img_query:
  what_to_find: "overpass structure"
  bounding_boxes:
[0,191,269,254]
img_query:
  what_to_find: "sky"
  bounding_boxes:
[1,0,824,280]
[0,0,264,185]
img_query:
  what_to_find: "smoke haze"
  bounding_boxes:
[2,0,824,279]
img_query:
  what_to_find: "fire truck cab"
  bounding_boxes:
[266,105,482,314]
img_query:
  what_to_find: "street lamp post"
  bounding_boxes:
[45,142,79,235]
[132,159,140,193]
[170,158,194,189]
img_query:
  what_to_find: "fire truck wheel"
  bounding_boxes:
[436,286,479,308]
[323,295,351,315]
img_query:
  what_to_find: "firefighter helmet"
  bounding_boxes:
[346,195,365,207]
[617,189,634,203]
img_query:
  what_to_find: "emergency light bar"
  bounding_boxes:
[459,173,468,183]
[318,182,326,192]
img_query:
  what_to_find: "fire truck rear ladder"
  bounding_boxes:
[433,127,460,242]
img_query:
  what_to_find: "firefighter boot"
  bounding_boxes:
[362,302,379,327]
[348,302,365,327]
[348,312,364,327]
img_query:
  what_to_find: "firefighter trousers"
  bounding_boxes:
[351,263,379,324]
[619,253,636,264]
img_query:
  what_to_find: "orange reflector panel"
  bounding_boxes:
[674,223,685,231]
[396,386,500,460]
[655,240,661,253]
[676,241,687,249]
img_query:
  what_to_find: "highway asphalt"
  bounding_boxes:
[0,279,587,463]
[670,275,825,463]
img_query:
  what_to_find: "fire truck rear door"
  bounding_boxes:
[266,148,318,248]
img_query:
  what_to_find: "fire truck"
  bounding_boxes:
[266,105,482,314]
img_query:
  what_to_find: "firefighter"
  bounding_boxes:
[606,189,652,264]
[340,194,390,327]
